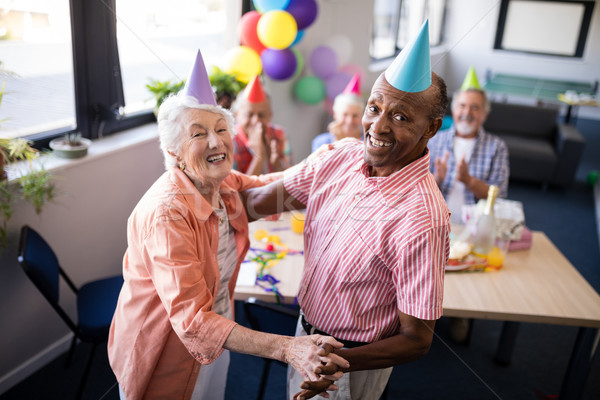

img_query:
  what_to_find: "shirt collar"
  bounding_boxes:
[355,149,432,207]
[168,168,241,222]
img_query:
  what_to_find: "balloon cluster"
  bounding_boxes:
[295,38,365,107]
[223,0,318,84]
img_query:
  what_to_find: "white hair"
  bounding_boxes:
[157,93,235,171]
[332,93,365,115]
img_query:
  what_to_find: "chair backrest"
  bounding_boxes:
[244,297,299,336]
[18,225,78,332]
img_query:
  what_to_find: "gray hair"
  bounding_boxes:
[451,88,491,114]
[157,93,235,171]
[332,93,365,115]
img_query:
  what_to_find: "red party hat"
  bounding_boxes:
[244,75,267,103]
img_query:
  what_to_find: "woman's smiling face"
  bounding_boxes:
[178,108,233,185]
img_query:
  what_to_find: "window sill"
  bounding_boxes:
[5,123,159,182]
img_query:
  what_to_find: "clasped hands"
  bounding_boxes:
[287,339,347,400]
[246,122,280,167]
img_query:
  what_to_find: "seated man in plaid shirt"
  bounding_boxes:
[428,67,509,225]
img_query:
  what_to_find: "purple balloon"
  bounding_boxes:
[309,46,338,79]
[261,48,298,81]
[325,72,352,100]
[286,0,318,30]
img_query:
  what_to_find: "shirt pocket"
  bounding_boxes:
[336,228,390,284]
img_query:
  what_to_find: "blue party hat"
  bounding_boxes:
[182,50,217,106]
[384,20,431,92]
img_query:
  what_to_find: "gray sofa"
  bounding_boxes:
[483,102,585,187]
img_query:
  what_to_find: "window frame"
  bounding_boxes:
[29,0,239,149]
[370,0,447,63]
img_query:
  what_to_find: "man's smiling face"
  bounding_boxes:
[362,73,440,177]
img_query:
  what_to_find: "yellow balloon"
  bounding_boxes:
[257,10,297,50]
[223,46,262,84]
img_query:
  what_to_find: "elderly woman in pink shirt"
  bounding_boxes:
[108,93,348,400]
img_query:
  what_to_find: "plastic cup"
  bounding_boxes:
[290,211,305,234]
[487,235,511,268]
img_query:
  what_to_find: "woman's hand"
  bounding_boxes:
[282,335,349,382]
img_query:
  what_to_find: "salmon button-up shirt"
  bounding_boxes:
[108,168,278,400]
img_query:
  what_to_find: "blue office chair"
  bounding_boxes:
[17,225,123,400]
[244,297,300,400]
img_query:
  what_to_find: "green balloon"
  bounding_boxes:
[291,47,304,80]
[294,76,325,105]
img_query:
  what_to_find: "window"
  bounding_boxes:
[0,0,75,139]
[370,0,446,60]
[116,0,229,115]
[494,0,595,58]
[0,0,234,146]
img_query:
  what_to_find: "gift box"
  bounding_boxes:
[508,226,532,251]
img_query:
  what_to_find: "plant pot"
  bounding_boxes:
[49,137,92,159]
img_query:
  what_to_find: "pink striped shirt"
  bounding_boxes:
[284,139,449,343]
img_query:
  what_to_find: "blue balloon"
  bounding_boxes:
[291,29,305,46]
[253,0,291,12]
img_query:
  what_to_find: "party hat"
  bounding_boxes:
[342,73,361,96]
[243,75,267,103]
[384,20,431,93]
[460,66,482,90]
[182,50,217,106]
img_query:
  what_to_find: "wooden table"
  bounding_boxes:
[235,213,600,399]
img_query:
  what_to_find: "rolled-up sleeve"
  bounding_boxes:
[143,214,236,364]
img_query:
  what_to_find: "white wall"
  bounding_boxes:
[443,0,600,120]
[0,126,164,392]
[265,0,375,162]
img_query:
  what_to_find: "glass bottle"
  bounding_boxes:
[472,185,498,256]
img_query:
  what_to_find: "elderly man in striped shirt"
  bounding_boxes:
[243,21,451,400]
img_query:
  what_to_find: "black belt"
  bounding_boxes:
[300,314,368,348]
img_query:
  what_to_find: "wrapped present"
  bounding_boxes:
[508,226,533,251]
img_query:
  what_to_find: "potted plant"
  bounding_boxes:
[0,138,56,249]
[49,132,91,159]
[1,62,56,249]
[208,66,246,109]
[146,78,185,114]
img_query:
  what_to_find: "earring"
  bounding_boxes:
[179,162,186,171]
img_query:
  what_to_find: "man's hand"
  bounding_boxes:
[433,150,449,186]
[283,335,349,382]
[327,120,345,141]
[293,379,337,400]
[269,138,283,170]
[455,155,472,186]
[292,343,344,399]
[247,122,266,158]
